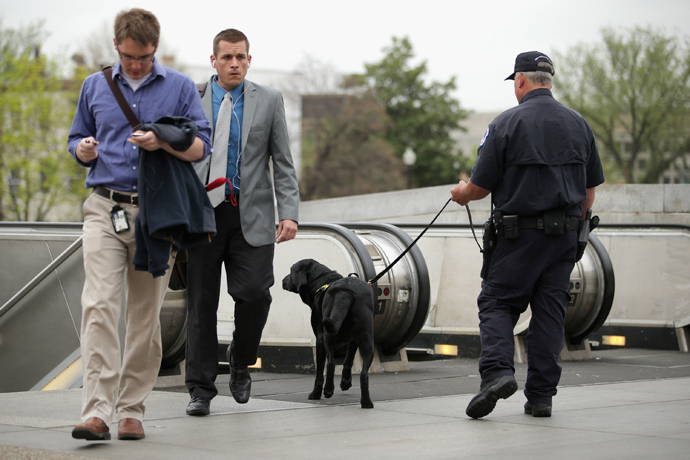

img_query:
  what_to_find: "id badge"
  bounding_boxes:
[110,205,130,233]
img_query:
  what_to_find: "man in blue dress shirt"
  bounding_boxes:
[67,8,211,441]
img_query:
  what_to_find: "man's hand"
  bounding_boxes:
[127,130,164,151]
[127,130,205,162]
[450,180,491,206]
[451,180,471,206]
[276,220,298,244]
[76,137,99,163]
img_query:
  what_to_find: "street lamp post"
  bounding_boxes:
[402,147,417,189]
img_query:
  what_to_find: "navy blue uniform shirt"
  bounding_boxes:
[471,88,605,217]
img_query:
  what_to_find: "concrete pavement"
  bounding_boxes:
[1,349,689,459]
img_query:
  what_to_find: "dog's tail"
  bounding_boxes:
[323,291,352,335]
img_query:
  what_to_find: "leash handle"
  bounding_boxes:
[369,197,452,285]
[465,204,485,253]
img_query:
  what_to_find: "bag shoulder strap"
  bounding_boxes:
[102,66,142,131]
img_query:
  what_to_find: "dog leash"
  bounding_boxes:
[368,200,485,285]
[465,203,485,253]
[368,198,453,285]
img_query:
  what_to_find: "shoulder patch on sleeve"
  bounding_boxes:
[479,126,490,148]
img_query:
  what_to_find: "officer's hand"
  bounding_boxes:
[76,137,99,163]
[276,220,298,244]
[450,180,470,206]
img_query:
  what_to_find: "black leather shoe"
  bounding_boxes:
[524,401,552,417]
[465,375,518,419]
[186,397,210,416]
[227,347,251,404]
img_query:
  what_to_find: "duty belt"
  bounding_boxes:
[517,215,579,231]
[494,211,579,238]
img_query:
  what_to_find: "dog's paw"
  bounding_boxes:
[308,388,322,400]
[340,378,352,391]
[361,401,374,409]
[323,389,334,398]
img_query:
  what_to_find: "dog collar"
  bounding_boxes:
[315,284,329,294]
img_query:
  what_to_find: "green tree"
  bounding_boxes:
[300,91,407,200]
[0,20,87,221]
[554,27,690,183]
[364,37,468,187]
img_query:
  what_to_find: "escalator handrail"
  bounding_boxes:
[568,232,616,344]
[0,236,83,320]
[293,222,377,281]
[342,223,432,353]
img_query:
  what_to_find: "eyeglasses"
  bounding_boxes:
[117,47,156,63]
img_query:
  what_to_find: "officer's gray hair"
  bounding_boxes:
[519,70,553,86]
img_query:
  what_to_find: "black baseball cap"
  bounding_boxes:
[505,51,555,80]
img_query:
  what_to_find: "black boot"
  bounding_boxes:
[465,375,518,419]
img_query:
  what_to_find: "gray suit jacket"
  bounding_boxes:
[194,77,299,247]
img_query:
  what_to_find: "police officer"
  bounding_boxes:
[450,51,605,419]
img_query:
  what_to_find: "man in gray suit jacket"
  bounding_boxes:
[185,28,299,416]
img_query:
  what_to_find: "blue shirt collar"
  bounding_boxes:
[211,76,244,103]
[112,58,166,83]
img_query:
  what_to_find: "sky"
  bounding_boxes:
[2,0,690,113]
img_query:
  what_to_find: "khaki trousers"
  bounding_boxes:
[80,192,173,423]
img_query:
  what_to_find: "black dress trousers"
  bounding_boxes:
[184,198,275,400]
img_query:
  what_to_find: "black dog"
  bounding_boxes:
[282,259,375,408]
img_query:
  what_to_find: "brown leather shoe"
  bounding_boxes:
[118,418,145,440]
[72,417,111,441]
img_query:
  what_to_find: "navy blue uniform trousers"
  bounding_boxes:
[185,198,275,401]
[477,228,577,405]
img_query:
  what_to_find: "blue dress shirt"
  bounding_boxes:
[68,59,212,192]
[211,77,244,195]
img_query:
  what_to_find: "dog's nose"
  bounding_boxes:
[281,275,290,289]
